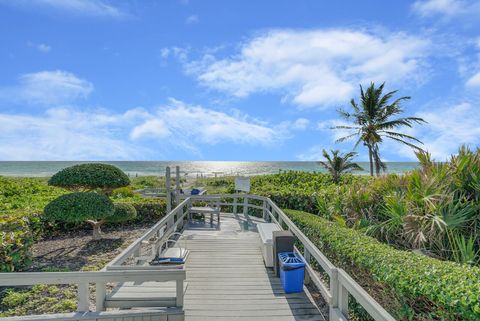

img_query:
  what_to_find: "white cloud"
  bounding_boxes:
[185,14,199,24]
[0,108,147,160]
[0,70,93,106]
[466,72,480,87]
[412,0,464,16]
[292,118,310,130]
[130,119,171,140]
[28,42,51,53]
[415,102,480,160]
[2,0,127,18]
[185,29,430,108]
[412,0,480,18]
[130,99,280,146]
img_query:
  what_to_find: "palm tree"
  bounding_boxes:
[335,82,426,176]
[318,149,363,183]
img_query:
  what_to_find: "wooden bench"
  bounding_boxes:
[189,197,221,227]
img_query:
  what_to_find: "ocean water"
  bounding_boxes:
[0,161,420,177]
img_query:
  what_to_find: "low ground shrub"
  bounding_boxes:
[285,209,480,320]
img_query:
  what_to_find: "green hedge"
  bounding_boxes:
[284,209,480,320]
[48,163,130,191]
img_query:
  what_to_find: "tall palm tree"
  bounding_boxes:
[318,149,363,183]
[335,82,426,176]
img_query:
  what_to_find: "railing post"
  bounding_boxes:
[329,268,339,321]
[77,282,89,312]
[176,279,184,307]
[175,166,180,205]
[96,282,106,312]
[262,199,267,220]
[303,248,311,285]
[233,197,237,214]
[166,167,171,213]
[243,196,248,216]
[339,281,349,317]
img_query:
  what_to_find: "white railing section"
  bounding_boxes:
[0,270,186,313]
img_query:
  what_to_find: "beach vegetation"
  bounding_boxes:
[335,82,426,176]
[317,149,363,183]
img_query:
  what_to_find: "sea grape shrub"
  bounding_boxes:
[111,186,135,198]
[108,203,137,223]
[0,215,34,272]
[48,163,130,194]
[44,192,114,240]
[285,209,480,321]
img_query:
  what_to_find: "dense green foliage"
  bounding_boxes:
[109,203,137,223]
[0,215,34,272]
[48,163,130,192]
[0,284,76,317]
[285,209,480,320]
[44,192,114,223]
[0,177,66,272]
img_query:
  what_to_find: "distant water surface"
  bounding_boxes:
[0,161,420,177]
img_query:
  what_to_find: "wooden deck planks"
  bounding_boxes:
[183,214,325,321]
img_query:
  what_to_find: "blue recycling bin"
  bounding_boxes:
[278,252,305,293]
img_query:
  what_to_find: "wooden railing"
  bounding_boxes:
[0,270,186,313]
[191,194,395,321]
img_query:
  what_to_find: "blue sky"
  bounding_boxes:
[0,0,479,161]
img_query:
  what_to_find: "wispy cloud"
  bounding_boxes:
[0,70,94,106]
[411,0,480,19]
[185,28,431,109]
[0,108,147,160]
[130,99,281,148]
[185,14,199,24]
[0,98,293,160]
[466,72,480,87]
[27,42,51,53]
[415,102,480,160]
[1,0,128,18]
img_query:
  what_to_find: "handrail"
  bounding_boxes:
[0,269,186,313]
[106,197,190,268]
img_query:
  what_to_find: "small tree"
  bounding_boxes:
[318,149,363,183]
[44,192,114,240]
[45,163,135,240]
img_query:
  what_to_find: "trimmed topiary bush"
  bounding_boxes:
[48,163,130,194]
[109,203,137,223]
[44,192,114,240]
[284,209,480,320]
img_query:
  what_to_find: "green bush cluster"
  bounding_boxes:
[44,192,114,223]
[48,163,130,193]
[285,209,480,320]
[109,203,137,223]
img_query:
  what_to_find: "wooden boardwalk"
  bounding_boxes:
[180,213,325,321]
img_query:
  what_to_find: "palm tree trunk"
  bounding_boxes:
[368,145,374,176]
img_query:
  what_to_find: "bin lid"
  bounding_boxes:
[278,252,305,267]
